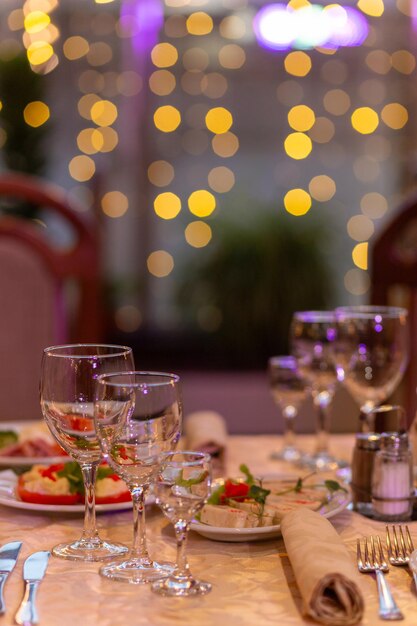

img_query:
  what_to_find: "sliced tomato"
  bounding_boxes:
[95,491,132,505]
[17,481,81,505]
[66,415,93,432]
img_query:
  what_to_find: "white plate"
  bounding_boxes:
[0,421,71,467]
[0,470,144,514]
[190,478,351,542]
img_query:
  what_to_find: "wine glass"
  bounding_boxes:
[40,344,134,561]
[268,355,308,463]
[94,371,182,584]
[290,310,345,471]
[151,451,212,597]
[334,305,409,429]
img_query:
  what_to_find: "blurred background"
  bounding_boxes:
[0,0,415,430]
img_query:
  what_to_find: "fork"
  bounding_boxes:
[386,525,417,590]
[357,536,404,621]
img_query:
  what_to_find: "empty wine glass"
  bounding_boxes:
[290,310,345,471]
[151,451,212,597]
[334,305,409,429]
[94,371,182,584]
[40,344,134,561]
[268,356,308,462]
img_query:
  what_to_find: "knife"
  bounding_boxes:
[15,551,50,626]
[0,541,22,614]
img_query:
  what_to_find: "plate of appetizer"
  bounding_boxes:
[0,421,70,467]
[0,461,138,513]
[190,464,350,542]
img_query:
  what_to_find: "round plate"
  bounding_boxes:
[190,477,351,542]
[0,421,70,468]
[0,470,153,514]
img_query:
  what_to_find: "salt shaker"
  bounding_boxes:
[371,432,414,522]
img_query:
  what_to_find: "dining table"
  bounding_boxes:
[1,432,417,626]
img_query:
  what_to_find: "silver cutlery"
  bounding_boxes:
[15,551,50,626]
[357,536,404,621]
[0,541,22,614]
[386,524,417,591]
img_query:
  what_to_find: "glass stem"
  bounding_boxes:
[174,520,190,578]
[80,462,100,543]
[313,391,331,454]
[130,486,151,563]
[282,409,297,450]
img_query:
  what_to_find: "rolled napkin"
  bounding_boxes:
[280,508,364,626]
[183,410,227,473]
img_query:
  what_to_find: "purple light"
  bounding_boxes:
[253,3,369,51]
[375,323,383,333]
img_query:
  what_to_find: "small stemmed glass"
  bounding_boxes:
[268,356,308,463]
[152,451,212,597]
[40,344,134,561]
[334,306,409,429]
[290,310,345,471]
[94,371,182,584]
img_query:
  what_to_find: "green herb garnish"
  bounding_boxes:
[57,462,84,495]
[176,469,209,489]
[239,463,255,485]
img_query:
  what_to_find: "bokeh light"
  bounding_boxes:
[344,268,370,295]
[352,242,368,270]
[218,44,246,69]
[186,12,213,36]
[284,132,313,159]
[205,107,233,134]
[308,175,336,201]
[284,188,312,216]
[360,192,388,218]
[149,70,176,96]
[147,250,174,277]
[287,105,315,131]
[101,191,129,218]
[284,51,312,77]
[151,42,178,68]
[184,221,212,247]
[154,105,181,132]
[212,132,239,157]
[309,117,335,143]
[148,160,175,187]
[188,190,216,217]
[351,107,379,134]
[154,192,182,219]
[347,215,375,241]
[90,99,118,126]
[68,155,96,182]
[23,101,50,127]
[381,103,408,129]
[323,89,351,116]
[208,166,235,193]
[63,36,89,60]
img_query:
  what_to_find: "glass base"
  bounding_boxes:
[99,556,174,584]
[52,538,128,562]
[298,451,348,472]
[151,574,212,597]
[270,446,301,463]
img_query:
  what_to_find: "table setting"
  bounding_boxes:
[0,307,415,626]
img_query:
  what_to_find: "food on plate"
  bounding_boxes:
[198,464,347,529]
[0,422,67,458]
[17,462,131,505]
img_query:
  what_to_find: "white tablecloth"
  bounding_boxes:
[1,434,417,626]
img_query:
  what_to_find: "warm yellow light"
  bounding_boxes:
[218,44,246,69]
[347,215,374,241]
[357,0,384,17]
[87,42,113,67]
[147,250,174,277]
[149,70,176,96]
[391,50,416,74]
[78,94,101,120]
[188,190,216,217]
[208,166,235,193]
[308,117,335,143]
[344,269,370,296]
[23,101,50,127]
[101,191,128,218]
[97,127,118,152]
[284,132,313,159]
[153,105,181,133]
[365,50,391,74]
[24,1,58,13]
[284,52,312,77]
[381,103,408,129]
[287,105,315,131]
[68,155,96,182]
[360,192,388,218]
[185,221,212,248]
[219,15,246,39]
[352,242,369,270]
[151,42,178,68]
[351,107,379,134]
[284,189,312,216]
[308,175,336,202]
[148,161,175,187]
[24,11,50,33]
[154,192,181,219]
[63,36,89,60]
[323,89,351,116]
[212,132,239,158]
[186,12,213,36]
[77,128,104,154]
[27,41,54,66]
[95,0,115,3]
[205,107,233,134]
[90,100,118,126]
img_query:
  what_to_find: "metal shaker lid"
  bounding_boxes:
[355,432,382,450]
[359,404,407,434]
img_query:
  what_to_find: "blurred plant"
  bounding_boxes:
[176,210,335,368]
[0,54,49,217]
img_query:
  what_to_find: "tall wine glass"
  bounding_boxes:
[152,451,212,597]
[268,355,308,463]
[40,344,134,561]
[290,310,344,471]
[94,371,182,584]
[334,306,409,429]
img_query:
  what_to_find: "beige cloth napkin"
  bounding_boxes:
[280,508,364,626]
[183,411,227,472]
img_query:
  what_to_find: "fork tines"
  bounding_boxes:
[386,525,414,565]
[357,535,388,571]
